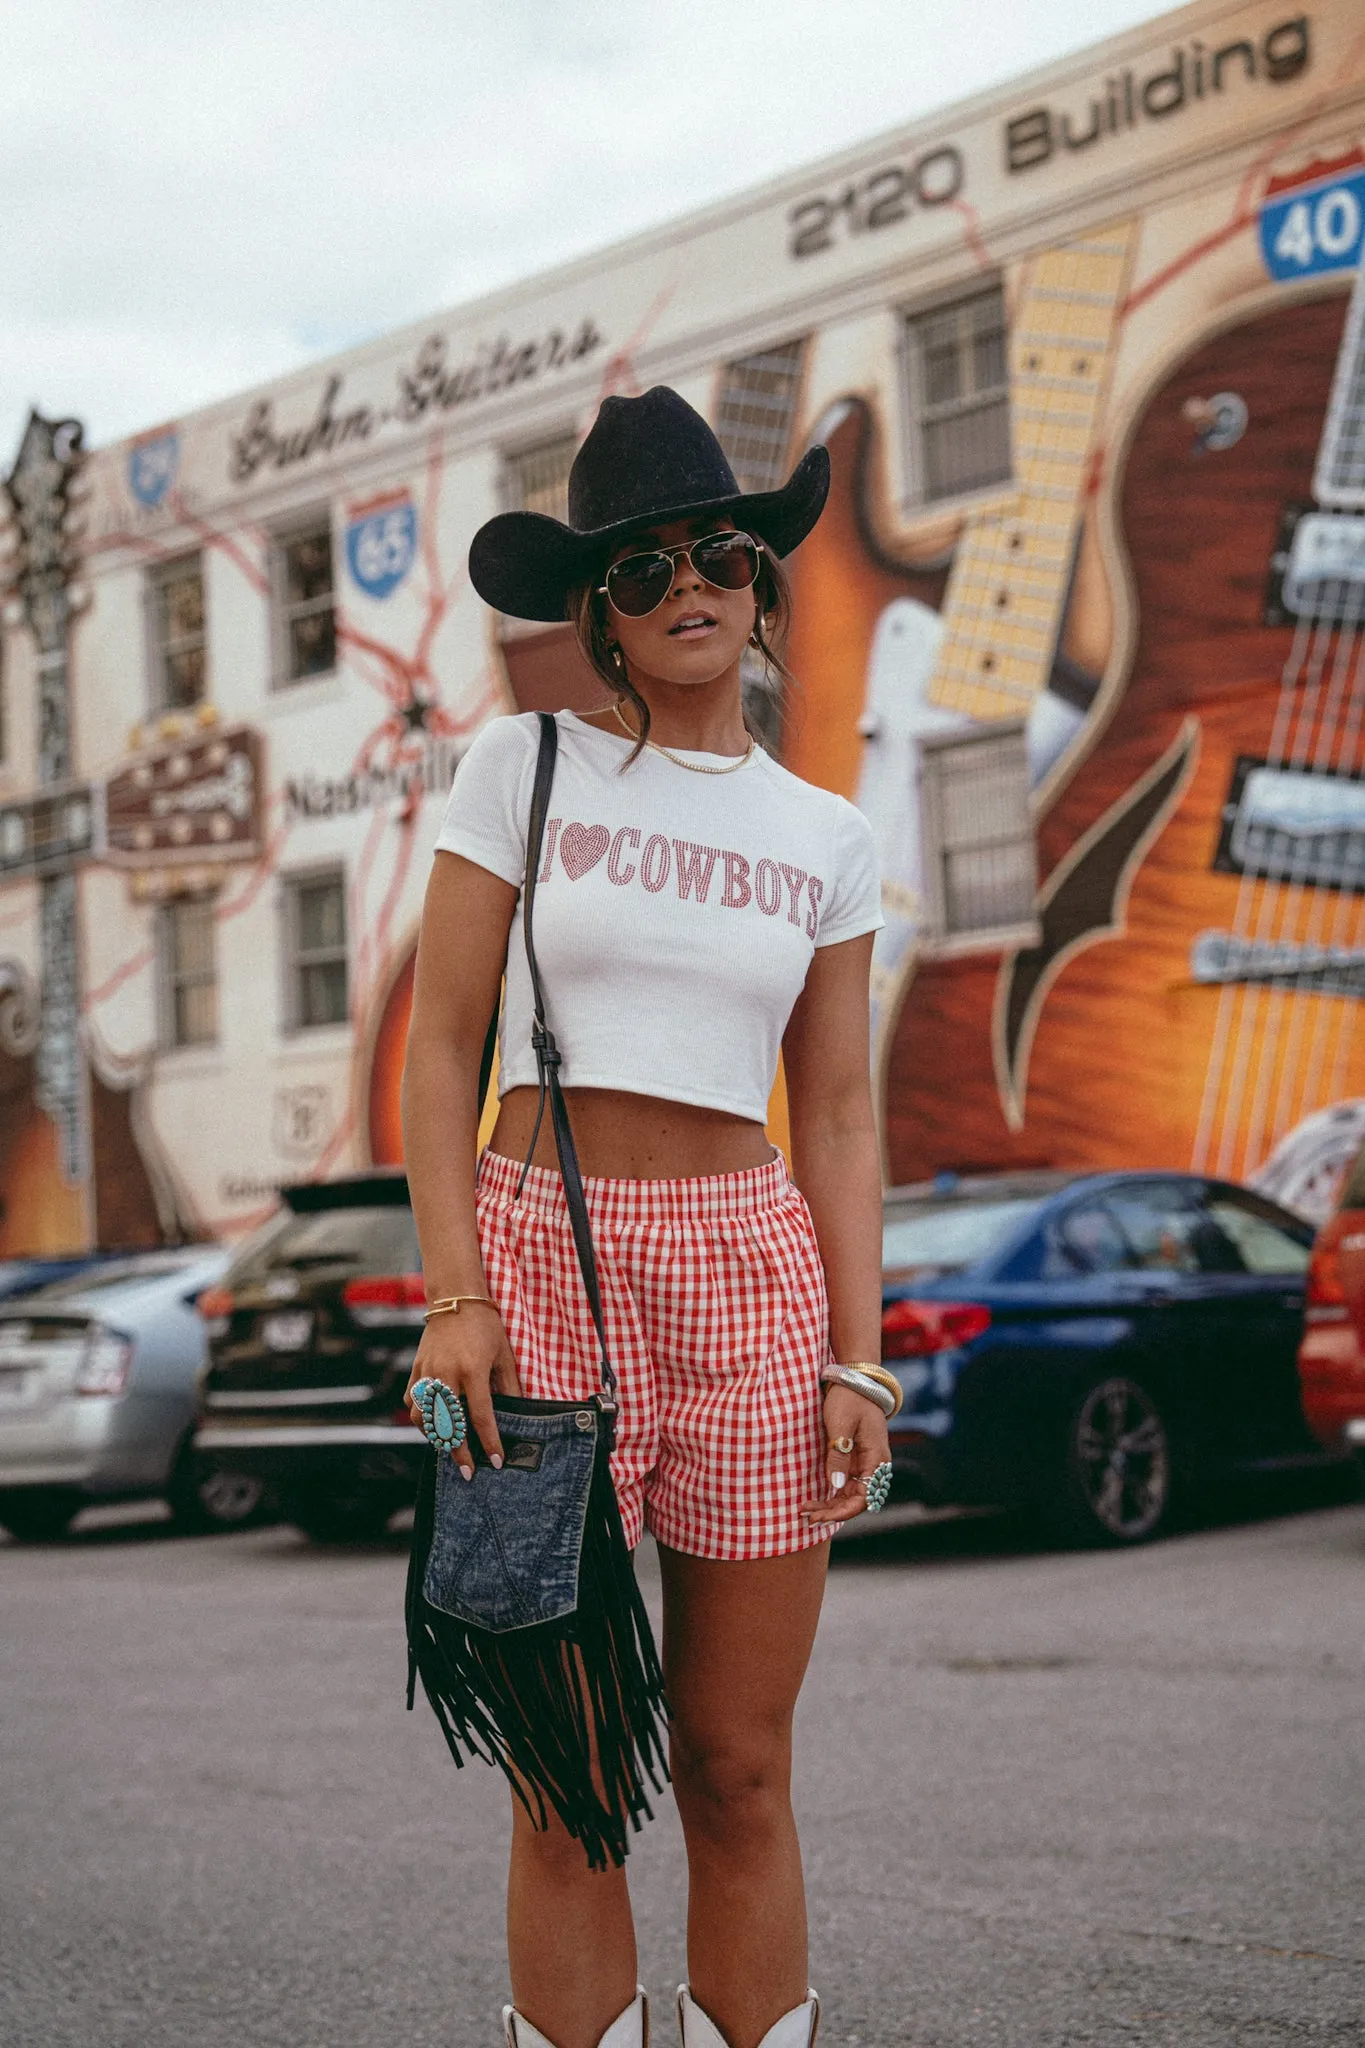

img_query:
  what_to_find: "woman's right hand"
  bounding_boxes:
[404,1302,522,1479]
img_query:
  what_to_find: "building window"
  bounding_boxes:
[148,553,207,711]
[271,514,336,684]
[285,871,349,1029]
[901,285,1011,504]
[920,722,1036,940]
[715,339,807,493]
[500,433,578,522]
[158,898,218,1049]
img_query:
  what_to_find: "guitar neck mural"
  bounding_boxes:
[879,273,1365,1195]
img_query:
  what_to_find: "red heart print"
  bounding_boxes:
[559,822,610,880]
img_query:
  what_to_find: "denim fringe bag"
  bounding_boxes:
[405,712,670,1872]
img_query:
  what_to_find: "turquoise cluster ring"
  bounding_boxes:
[411,1377,468,1457]
[861,1461,893,1515]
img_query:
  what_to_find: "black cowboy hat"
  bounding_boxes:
[468,385,829,623]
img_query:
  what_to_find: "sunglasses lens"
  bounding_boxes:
[693,532,761,590]
[606,552,673,617]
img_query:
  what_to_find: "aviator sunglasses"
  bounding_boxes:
[599,529,765,619]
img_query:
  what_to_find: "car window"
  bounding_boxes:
[1100,1184,1211,1274]
[1045,1204,1133,1277]
[881,1198,1044,1273]
[25,1251,214,1299]
[1339,1142,1365,1212]
[228,1203,420,1283]
[1204,1192,1311,1275]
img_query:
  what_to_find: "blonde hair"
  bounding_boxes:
[568,543,796,763]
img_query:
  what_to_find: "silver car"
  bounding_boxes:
[0,1246,263,1542]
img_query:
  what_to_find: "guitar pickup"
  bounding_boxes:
[1265,502,1365,625]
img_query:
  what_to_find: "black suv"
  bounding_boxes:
[194,1172,426,1540]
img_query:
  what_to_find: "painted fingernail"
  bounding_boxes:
[459,1464,474,1483]
[832,1472,847,1491]
[490,1454,503,1470]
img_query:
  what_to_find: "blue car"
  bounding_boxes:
[879,1170,1333,1545]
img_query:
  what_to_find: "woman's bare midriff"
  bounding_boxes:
[488,1086,777,1180]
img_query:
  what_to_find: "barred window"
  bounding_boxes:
[148,553,207,711]
[158,898,218,1049]
[715,339,807,493]
[284,871,349,1030]
[902,286,1011,505]
[500,433,578,523]
[920,722,1036,940]
[271,514,336,685]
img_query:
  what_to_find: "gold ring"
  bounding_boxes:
[831,1435,856,1455]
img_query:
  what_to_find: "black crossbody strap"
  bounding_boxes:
[516,712,618,1412]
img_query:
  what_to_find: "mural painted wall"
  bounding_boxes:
[0,0,1363,1250]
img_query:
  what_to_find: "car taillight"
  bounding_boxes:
[881,1299,991,1358]
[197,1285,233,1339]
[343,1273,427,1327]
[75,1325,133,1397]
[1305,1232,1349,1322]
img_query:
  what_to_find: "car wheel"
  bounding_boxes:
[167,1444,268,1534]
[0,1489,80,1542]
[1055,1374,1174,1547]
[283,1487,399,1545]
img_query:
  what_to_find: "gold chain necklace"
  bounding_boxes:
[612,701,755,776]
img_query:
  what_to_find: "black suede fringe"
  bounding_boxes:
[404,1441,670,1871]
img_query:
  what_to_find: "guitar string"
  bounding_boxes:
[1312,541,1365,1110]
[1192,566,1325,1173]
[1270,305,1365,1164]
[1261,531,1365,1146]
[1243,565,1365,1172]
[1190,279,1365,1174]
[1211,581,1348,1179]
[1287,576,1365,1134]
[1230,352,1365,1170]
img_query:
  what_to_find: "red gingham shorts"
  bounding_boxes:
[474,1147,833,1562]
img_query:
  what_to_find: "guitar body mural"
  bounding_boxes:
[884,287,1365,1188]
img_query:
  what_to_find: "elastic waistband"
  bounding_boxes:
[476,1146,795,1227]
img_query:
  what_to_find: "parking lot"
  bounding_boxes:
[2,1482,1363,2048]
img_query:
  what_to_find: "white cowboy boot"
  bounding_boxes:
[677,1984,819,2048]
[504,1986,649,2048]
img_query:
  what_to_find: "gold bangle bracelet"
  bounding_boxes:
[829,1361,904,1417]
[423,1294,500,1322]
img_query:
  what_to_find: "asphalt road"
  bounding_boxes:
[2,1482,1363,2048]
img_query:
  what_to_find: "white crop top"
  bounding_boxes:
[433,710,883,1122]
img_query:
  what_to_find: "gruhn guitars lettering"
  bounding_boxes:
[538,818,826,938]
[227,318,605,482]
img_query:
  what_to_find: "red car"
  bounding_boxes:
[1298,1148,1365,1466]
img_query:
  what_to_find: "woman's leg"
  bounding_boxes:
[507,1796,638,2048]
[659,1542,830,2048]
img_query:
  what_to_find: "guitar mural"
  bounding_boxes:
[878,265,1365,1192]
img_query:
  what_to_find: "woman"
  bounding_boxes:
[401,386,892,2048]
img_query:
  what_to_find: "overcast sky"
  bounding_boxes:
[1,0,1164,455]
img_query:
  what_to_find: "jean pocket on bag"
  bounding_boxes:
[422,1410,599,1632]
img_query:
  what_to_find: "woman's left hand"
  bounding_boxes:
[801,1383,893,1526]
